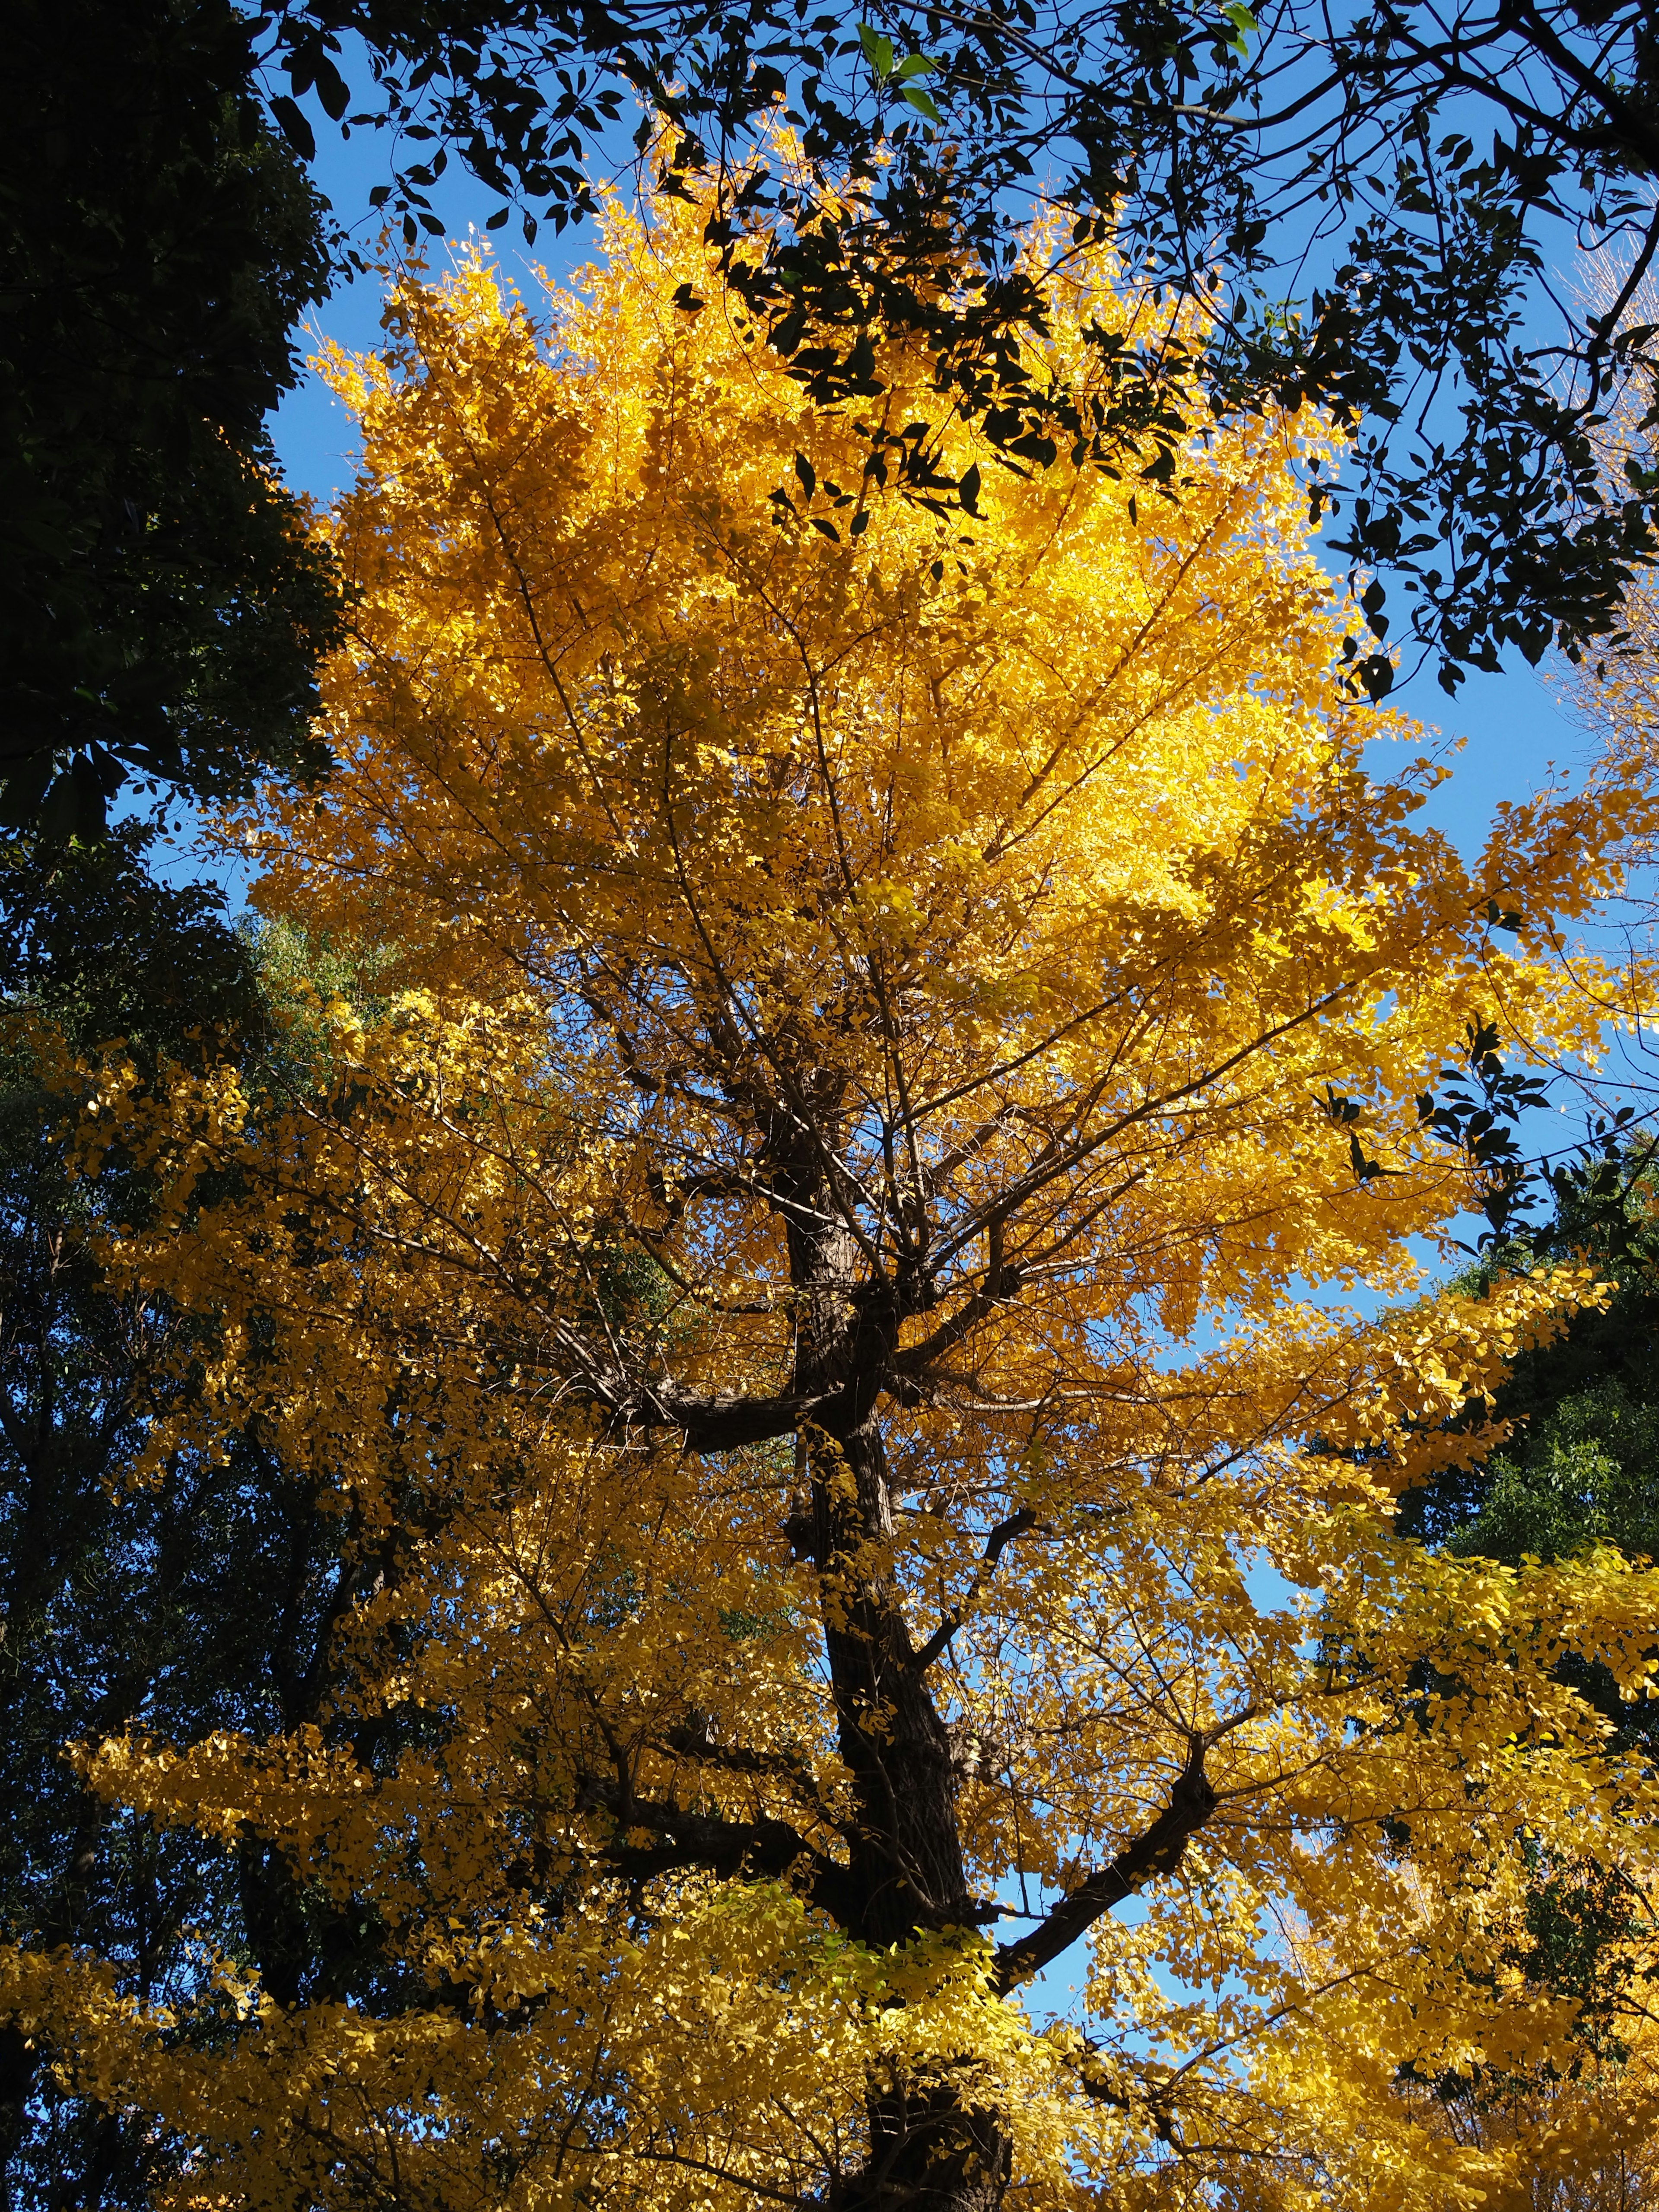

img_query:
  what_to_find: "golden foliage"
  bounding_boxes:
[17,184,1659,2209]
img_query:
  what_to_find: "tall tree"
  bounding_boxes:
[17,195,1659,2209]
[0,0,342,835]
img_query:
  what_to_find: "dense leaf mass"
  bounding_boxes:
[1404,1156,1659,1576]
[10,189,1659,2207]
[249,0,1659,686]
[0,0,343,833]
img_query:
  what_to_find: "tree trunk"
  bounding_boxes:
[0,2026,35,2212]
[790,1192,1012,2212]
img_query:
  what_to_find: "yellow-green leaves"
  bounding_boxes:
[857,22,942,118]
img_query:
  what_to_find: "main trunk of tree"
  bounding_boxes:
[787,1177,1012,2212]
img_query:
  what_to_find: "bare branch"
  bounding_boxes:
[909,1508,1038,1675]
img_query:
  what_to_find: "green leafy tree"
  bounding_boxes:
[1402,1154,1659,1585]
[0,0,343,835]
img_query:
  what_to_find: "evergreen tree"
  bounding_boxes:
[1403,1154,1659,1590]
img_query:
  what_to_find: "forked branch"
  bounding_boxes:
[909,1508,1038,1674]
[993,1733,1217,1994]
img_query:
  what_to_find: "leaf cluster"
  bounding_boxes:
[247,0,1659,686]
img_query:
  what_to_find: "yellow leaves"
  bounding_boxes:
[76,1725,380,1851]
[22,161,1659,2212]
[1302,1262,1608,1485]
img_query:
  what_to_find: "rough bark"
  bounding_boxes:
[775,1147,1013,2212]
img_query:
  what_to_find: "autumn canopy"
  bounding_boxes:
[12,182,1659,2209]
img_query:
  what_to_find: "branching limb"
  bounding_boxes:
[577,1781,859,1922]
[908,1508,1037,1675]
[993,1732,1218,1994]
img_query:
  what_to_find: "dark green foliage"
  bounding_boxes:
[1400,1155,1659,1576]
[0,0,343,835]
[1397,1155,1659,2050]
[1446,1387,1659,1572]
[0,827,262,1064]
[1518,1852,1650,2059]
[251,0,1659,690]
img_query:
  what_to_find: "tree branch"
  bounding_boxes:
[908,1508,1037,1675]
[579,1782,858,1923]
[993,1734,1217,1994]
